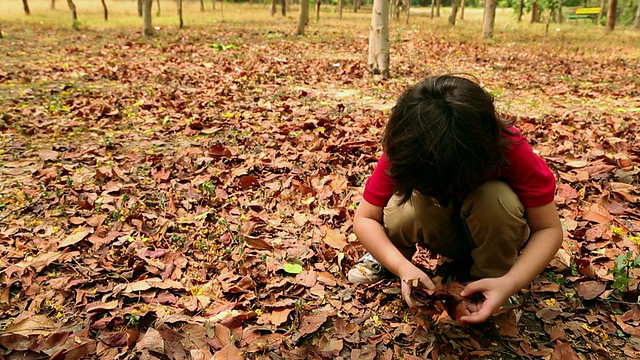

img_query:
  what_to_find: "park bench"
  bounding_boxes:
[566,7,601,21]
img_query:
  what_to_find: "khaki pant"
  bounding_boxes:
[384,181,530,279]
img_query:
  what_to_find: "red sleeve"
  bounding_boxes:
[362,153,396,207]
[502,129,556,208]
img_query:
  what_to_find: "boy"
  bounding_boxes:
[347,75,563,323]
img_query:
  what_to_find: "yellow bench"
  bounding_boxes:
[567,7,601,20]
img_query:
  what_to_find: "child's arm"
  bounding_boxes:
[353,199,435,308]
[459,202,563,323]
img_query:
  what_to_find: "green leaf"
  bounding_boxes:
[283,262,303,274]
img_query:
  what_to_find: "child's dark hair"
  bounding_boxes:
[382,75,515,204]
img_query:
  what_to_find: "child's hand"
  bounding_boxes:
[458,277,514,324]
[399,264,435,310]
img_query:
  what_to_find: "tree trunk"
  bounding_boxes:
[178,0,183,27]
[338,0,343,19]
[67,0,78,29]
[405,0,411,24]
[200,0,205,11]
[354,0,359,13]
[431,0,435,18]
[460,0,465,19]
[271,0,277,15]
[606,0,616,31]
[531,0,538,23]
[635,0,640,28]
[220,0,224,20]
[0,21,3,38]
[142,0,153,36]
[51,0,56,10]
[448,0,458,24]
[368,0,390,78]
[156,0,160,16]
[102,0,109,20]
[138,0,143,17]
[482,0,496,38]
[436,0,441,17]
[556,0,562,23]
[212,0,215,10]
[517,0,523,21]
[598,0,606,23]
[296,0,310,34]
[315,0,321,21]
[23,0,31,15]
[281,0,286,15]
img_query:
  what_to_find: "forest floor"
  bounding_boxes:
[1,4,640,360]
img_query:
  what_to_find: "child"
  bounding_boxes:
[347,75,563,324]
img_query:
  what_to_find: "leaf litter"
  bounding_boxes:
[0,22,639,359]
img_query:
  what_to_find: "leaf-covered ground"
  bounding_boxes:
[1,19,639,360]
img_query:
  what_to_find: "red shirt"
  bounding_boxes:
[362,128,556,208]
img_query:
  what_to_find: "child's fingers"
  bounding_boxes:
[460,279,489,297]
[420,276,435,290]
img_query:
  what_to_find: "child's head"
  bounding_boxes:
[383,75,512,203]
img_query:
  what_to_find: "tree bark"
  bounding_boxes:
[368,0,390,78]
[517,0,523,21]
[598,0,606,23]
[212,0,215,10]
[138,0,143,17]
[51,0,56,10]
[67,0,78,29]
[271,0,277,15]
[281,0,286,15]
[178,0,184,27]
[431,0,435,18]
[200,0,205,11]
[482,0,496,38]
[354,0,360,13]
[220,0,224,20]
[531,0,538,23]
[102,0,109,20]
[436,0,441,17]
[606,0,617,31]
[556,0,562,23]
[635,0,640,28]
[460,0,465,19]
[338,0,343,19]
[405,0,411,24]
[23,0,31,15]
[296,0,310,34]
[142,0,153,36]
[156,0,160,16]
[448,0,458,25]
[315,0,321,21]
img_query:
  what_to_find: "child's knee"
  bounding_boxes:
[462,181,525,226]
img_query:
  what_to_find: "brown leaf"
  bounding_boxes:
[551,341,580,360]
[576,281,606,300]
[213,343,244,360]
[351,344,377,360]
[268,308,293,326]
[58,230,92,248]
[298,311,329,335]
[5,314,55,335]
[243,235,273,250]
[494,311,519,337]
[322,228,347,250]
[38,150,60,161]
[135,328,165,354]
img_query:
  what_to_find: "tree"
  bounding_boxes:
[142,0,153,36]
[531,0,539,23]
[598,0,605,23]
[51,0,56,10]
[68,0,79,30]
[517,0,524,21]
[606,0,617,31]
[178,0,184,28]
[102,0,109,20]
[156,0,160,16]
[281,0,286,16]
[23,0,30,15]
[436,0,441,17]
[483,0,497,38]
[315,0,321,21]
[431,0,435,18]
[449,0,459,25]
[338,0,343,19]
[635,0,640,28]
[296,0,310,35]
[271,0,277,15]
[354,0,360,13]
[460,0,466,20]
[200,0,205,11]
[0,21,3,38]
[368,0,390,78]
[138,0,143,16]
